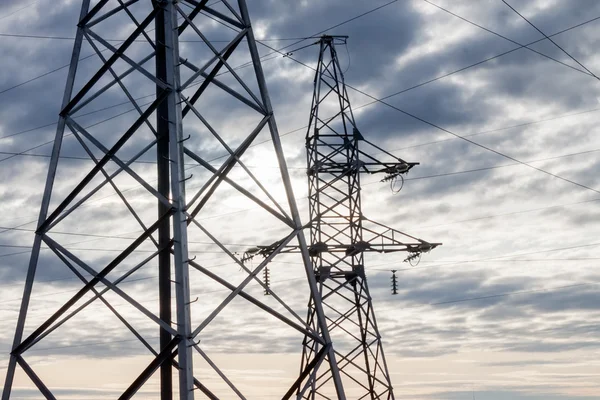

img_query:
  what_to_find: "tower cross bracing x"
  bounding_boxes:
[2,1,349,399]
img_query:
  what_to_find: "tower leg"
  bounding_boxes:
[158,2,195,399]
[155,3,173,399]
[238,2,346,399]
[1,2,91,399]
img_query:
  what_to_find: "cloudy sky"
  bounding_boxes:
[1,0,600,399]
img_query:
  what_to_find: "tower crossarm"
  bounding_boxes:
[358,218,441,254]
[356,137,420,180]
[242,219,441,261]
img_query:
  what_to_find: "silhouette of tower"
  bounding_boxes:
[2,2,347,399]
[297,36,441,399]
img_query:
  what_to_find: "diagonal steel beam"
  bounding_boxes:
[119,336,181,400]
[43,235,178,336]
[184,146,294,228]
[40,92,168,233]
[15,356,56,400]
[0,2,92,398]
[14,209,173,355]
[63,8,161,116]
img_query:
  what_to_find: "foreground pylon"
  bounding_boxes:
[298,36,441,399]
[2,2,346,399]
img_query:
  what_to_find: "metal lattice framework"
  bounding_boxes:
[2,2,351,399]
[297,36,441,399]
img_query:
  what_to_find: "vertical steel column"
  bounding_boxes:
[0,2,91,399]
[155,3,173,399]
[161,1,195,399]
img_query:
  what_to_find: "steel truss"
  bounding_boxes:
[2,2,347,399]
[297,36,441,399]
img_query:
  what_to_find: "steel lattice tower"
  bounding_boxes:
[297,36,441,399]
[2,2,349,399]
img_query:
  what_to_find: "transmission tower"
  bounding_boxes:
[298,36,441,399]
[2,2,348,399]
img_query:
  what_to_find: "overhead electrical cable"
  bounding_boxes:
[361,148,600,186]
[422,0,593,78]
[0,32,311,42]
[368,241,600,272]
[0,104,147,163]
[3,143,597,182]
[0,8,193,96]
[502,0,600,81]
[2,13,597,145]
[4,279,595,357]
[417,197,600,230]
[2,270,597,319]
[196,15,600,165]
[1,6,598,251]
[386,282,599,310]
[2,156,599,240]
[344,14,600,122]
[255,41,600,196]
[387,106,600,153]
[0,1,40,21]
[0,0,400,98]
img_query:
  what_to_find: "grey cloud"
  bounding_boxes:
[1,1,600,398]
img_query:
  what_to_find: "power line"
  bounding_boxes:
[501,0,600,80]
[417,197,600,230]
[346,14,600,124]
[255,38,600,196]
[5,241,597,310]
[2,152,599,241]
[4,279,595,358]
[0,50,105,96]
[0,0,400,98]
[0,1,403,168]
[362,147,600,186]
[0,103,147,164]
[3,271,597,323]
[390,282,598,309]
[0,32,313,43]
[3,12,597,148]
[2,140,598,243]
[0,204,282,254]
[417,258,600,263]
[0,256,226,290]
[0,244,224,253]
[0,3,411,225]
[346,89,600,196]
[3,280,595,362]
[319,0,399,33]
[198,15,600,170]
[422,0,593,78]
[0,244,179,253]
[0,228,268,248]
[369,242,600,272]
[0,9,185,97]
[0,260,241,308]
[387,106,600,153]
[0,96,155,141]
[6,135,598,180]
[0,149,304,170]
[1,7,598,243]
[0,1,40,21]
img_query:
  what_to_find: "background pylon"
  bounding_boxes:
[297,36,441,399]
